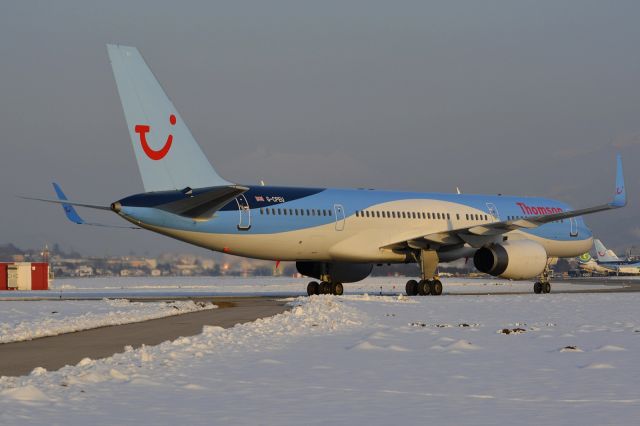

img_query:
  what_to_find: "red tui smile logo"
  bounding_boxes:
[135,114,176,160]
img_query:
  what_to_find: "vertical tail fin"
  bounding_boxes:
[107,44,232,192]
[594,239,620,262]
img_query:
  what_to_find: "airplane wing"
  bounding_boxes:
[19,183,138,229]
[382,155,626,251]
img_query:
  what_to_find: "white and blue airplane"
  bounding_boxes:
[580,239,640,276]
[25,45,628,296]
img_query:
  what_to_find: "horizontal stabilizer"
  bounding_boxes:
[19,184,138,229]
[52,182,85,224]
[155,185,249,220]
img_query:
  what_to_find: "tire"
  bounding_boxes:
[534,282,542,294]
[307,281,319,296]
[334,282,344,296]
[405,280,418,296]
[418,280,431,296]
[320,282,330,294]
[430,280,443,296]
[544,282,551,294]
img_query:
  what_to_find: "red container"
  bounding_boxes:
[30,263,49,290]
[0,263,7,290]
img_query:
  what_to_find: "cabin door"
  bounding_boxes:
[334,204,345,231]
[569,217,578,237]
[486,202,500,220]
[236,195,251,230]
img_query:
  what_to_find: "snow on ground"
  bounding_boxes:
[1,289,639,425]
[4,275,628,299]
[0,299,216,343]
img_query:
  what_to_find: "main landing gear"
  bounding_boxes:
[405,249,443,296]
[405,279,443,296]
[533,263,552,294]
[307,281,344,296]
[533,281,551,294]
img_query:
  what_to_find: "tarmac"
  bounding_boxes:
[0,297,289,377]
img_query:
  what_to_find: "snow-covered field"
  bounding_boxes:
[2,275,629,299]
[1,287,639,425]
[0,299,216,343]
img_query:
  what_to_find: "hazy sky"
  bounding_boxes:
[1,0,639,256]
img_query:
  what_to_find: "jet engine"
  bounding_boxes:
[473,240,547,280]
[296,262,373,283]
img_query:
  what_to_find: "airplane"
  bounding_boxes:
[594,239,625,263]
[23,44,628,296]
[592,239,640,275]
[576,252,612,275]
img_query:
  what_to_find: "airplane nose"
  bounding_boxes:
[111,202,122,213]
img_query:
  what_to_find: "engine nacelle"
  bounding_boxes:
[473,240,547,280]
[296,262,373,283]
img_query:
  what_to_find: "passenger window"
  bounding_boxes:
[260,208,264,215]
[456,213,460,220]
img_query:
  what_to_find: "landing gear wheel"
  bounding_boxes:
[319,281,329,294]
[307,281,319,296]
[406,280,418,296]
[418,280,431,296]
[334,282,344,296]
[430,279,443,296]
[543,282,551,294]
[533,282,542,294]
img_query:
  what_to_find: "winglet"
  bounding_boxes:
[52,182,85,224]
[610,154,626,208]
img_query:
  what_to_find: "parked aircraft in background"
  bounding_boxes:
[579,239,640,276]
[23,45,628,296]
[577,252,613,275]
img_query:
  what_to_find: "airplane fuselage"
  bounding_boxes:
[115,186,593,263]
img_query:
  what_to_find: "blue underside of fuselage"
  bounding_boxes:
[117,185,592,241]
